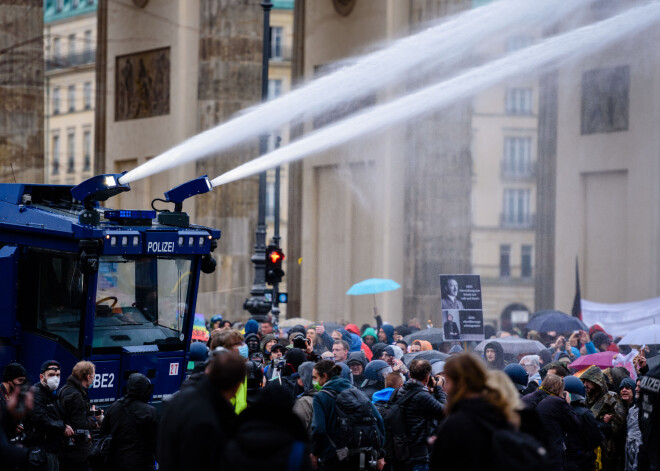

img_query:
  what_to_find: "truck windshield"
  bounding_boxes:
[93,255,194,351]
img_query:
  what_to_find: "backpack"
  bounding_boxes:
[374,389,412,462]
[320,387,382,458]
[475,415,547,471]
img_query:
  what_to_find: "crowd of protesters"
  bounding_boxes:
[1,315,659,471]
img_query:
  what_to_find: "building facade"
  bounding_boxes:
[545,13,660,313]
[0,0,44,184]
[44,0,97,185]
[471,32,538,329]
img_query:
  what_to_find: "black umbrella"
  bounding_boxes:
[525,310,588,333]
[321,322,343,334]
[647,354,660,371]
[474,337,547,356]
[403,328,445,345]
[402,350,448,366]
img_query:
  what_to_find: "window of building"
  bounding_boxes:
[270,27,283,59]
[500,245,511,278]
[266,180,275,221]
[83,130,91,171]
[83,82,92,109]
[268,79,282,100]
[521,245,532,278]
[503,137,532,177]
[53,37,61,60]
[67,131,75,173]
[53,87,60,115]
[68,85,75,112]
[581,65,629,135]
[52,134,60,175]
[56,0,63,12]
[68,34,76,61]
[505,87,532,115]
[72,0,79,8]
[84,30,93,61]
[502,188,531,226]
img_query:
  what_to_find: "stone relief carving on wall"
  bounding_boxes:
[115,47,170,121]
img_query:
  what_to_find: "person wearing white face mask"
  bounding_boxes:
[24,360,74,471]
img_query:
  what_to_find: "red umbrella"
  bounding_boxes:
[569,351,617,370]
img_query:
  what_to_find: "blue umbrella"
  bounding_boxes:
[526,310,588,333]
[346,278,401,295]
[347,278,401,317]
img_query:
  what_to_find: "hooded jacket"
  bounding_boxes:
[311,377,384,463]
[483,341,507,370]
[293,362,317,435]
[345,324,360,336]
[370,343,388,362]
[372,387,396,404]
[359,360,392,400]
[347,351,368,387]
[581,365,627,471]
[380,325,395,345]
[361,327,378,346]
[101,374,159,471]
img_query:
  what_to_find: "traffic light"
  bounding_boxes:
[265,245,285,285]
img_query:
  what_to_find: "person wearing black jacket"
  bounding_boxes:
[100,373,158,471]
[1,362,28,441]
[431,354,532,471]
[638,362,660,471]
[224,384,312,471]
[391,359,445,470]
[58,361,98,471]
[157,349,246,471]
[522,374,580,471]
[563,376,603,471]
[24,360,73,471]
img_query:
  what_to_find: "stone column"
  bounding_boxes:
[0,0,44,183]
[194,0,263,319]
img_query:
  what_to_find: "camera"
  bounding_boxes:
[272,358,286,371]
[292,333,310,350]
[249,352,264,365]
[67,429,91,447]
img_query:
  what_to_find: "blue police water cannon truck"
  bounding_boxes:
[0,173,218,404]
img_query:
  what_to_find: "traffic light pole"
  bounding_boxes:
[243,0,274,322]
[271,137,282,325]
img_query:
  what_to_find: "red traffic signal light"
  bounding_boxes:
[265,245,285,285]
[269,250,284,264]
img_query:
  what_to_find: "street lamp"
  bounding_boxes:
[243,0,275,323]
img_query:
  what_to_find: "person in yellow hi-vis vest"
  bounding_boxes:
[208,329,251,414]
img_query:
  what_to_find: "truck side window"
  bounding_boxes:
[17,248,86,352]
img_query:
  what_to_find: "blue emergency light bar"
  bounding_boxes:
[105,210,156,220]
[164,175,212,204]
[71,173,131,204]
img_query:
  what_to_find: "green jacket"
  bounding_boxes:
[582,366,627,471]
